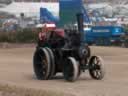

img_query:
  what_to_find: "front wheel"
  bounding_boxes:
[89,56,105,80]
[63,57,79,82]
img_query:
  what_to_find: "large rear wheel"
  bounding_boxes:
[33,48,51,80]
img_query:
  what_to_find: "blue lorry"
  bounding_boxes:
[85,26,124,45]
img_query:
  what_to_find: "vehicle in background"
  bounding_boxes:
[40,0,125,47]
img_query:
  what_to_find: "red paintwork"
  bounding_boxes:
[54,28,65,38]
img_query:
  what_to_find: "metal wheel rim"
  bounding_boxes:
[89,56,105,80]
[63,57,79,82]
[45,47,55,78]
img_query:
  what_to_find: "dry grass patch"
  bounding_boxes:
[0,84,74,96]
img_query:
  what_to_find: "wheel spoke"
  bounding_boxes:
[93,71,96,77]
[39,53,43,58]
[96,70,100,78]
[96,59,100,65]
[94,58,97,64]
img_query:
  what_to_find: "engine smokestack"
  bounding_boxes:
[76,13,84,44]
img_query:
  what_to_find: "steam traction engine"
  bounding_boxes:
[33,13,105,82]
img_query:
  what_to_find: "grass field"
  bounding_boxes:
[0,84,72,96]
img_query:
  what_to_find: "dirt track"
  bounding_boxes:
[0,46,128,96]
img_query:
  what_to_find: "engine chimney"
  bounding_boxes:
[76,13,84,44]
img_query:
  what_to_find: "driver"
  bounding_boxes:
[38,24,47,42]
[37,23,48,47]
